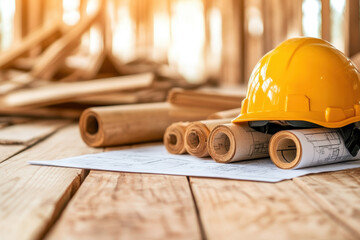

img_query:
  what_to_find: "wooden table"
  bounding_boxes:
[1,119,360,240]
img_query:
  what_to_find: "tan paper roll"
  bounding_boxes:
[185,118,232,157]
[207,108,241,120]
[164,122,191,154]
[167,88,243,110]
[207,123,271,163]
[269,128,360,169]
[79,102,220,147]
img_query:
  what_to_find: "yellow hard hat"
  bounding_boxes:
[233,37,360,128]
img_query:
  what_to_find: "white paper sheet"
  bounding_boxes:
[289,128,360,169]
[28,144,360,182]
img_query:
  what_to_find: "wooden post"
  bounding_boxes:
[220,0,244,85]
[244,0,264,82]
[262,0,302,53]
[345,0,360,57]
[321,0,331,41]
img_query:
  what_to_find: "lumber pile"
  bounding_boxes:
[0,3,195,119]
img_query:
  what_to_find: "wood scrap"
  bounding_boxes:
[73,92,139,105]
[62,51,108,81]
[0,72,154,108]
[31,8,101,79]
[0,23,61,69]
[12,57,36,71]
[0,72,34,95]
[0,116,32,127]
[0,106,83,119]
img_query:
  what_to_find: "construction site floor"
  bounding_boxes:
[1,119,360,240]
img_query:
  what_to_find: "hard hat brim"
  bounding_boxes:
[232,112,360,128]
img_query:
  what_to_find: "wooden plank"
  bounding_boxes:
[190,177,356,240]
[0,124,101,240]
[0,116,32,129]
[31,8,101,79]
[293,169,360,238]
[0,73,34,96]
[0,116,32,125]
[0,23,60,69]
[46,147,202,239]
[0,145,26,163]
[0,72,154,108]
[0,119,69,145]
[0,106,83,119]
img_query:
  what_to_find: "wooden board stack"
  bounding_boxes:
[0,2,198,119]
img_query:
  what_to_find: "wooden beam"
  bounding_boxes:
[321,0,331,41]
[31,8,101,80]
[220,0,244,85]
[244,0,264,81]
[0,23,61,69]
[0,72,154,108]
[345,0,360,57]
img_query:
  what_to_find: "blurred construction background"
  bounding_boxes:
[0,0,359,118]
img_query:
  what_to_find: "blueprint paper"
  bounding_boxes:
[29,145,360,182]
[288,128,360,169]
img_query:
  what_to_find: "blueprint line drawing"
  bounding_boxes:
[29,144,360,182]
[284,128,358,169]
[248,128,271,157]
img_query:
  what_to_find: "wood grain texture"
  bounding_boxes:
[190,177,356,240]
[0,124,101,240]
[0,73,154,108]
[293,169,360,238]
[0,145,26,163]
[31,8,100,79]
[46,172,201,240]
[0,23,60,68]
[0,119,69,145]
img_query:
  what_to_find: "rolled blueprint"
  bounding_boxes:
[164,122,191,154]
[269,128,360,169]
[185,118,232,157]
[208,123,271,163]
[79,102,218,147]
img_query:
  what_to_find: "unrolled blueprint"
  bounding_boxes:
[29,144,360,182]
